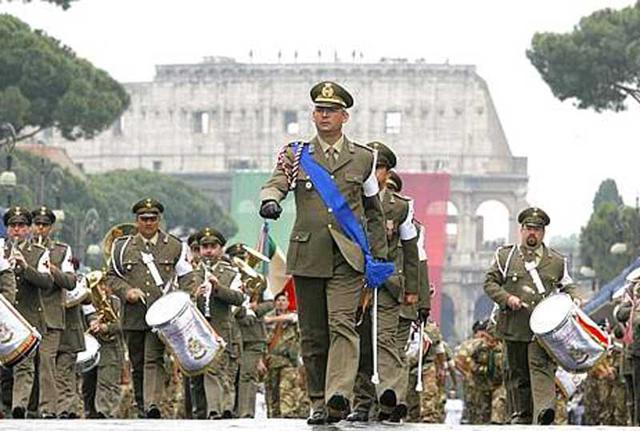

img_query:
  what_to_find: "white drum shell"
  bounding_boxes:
[530,294,608,372]
[145,291,224,375]
[76,333,101,373]
[0,295,42,367]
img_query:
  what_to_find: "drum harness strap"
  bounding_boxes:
[140,251,175,295]
[496,245,546,294]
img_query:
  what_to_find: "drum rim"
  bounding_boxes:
[529,293,573,335]
[145,290,191,327]
[0,335,40,367]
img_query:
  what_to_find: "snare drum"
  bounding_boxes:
[65,276,90,308]
[145,291,225,376]
[76,333,101,373]
[530,293,608,372]
[0,294,41,367]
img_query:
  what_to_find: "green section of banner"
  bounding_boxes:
[228,170,295,253]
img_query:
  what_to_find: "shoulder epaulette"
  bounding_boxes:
[352,141,374,152]
[548,247,565,259]
[391,191,411,202]
[31,243,47,252]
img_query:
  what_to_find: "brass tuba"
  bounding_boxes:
[102,223,137,262]
[86,270,118,332]
[230,245,270,301]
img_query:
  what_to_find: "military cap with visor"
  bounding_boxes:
[3,206,32,226]
[310,81,354,109]
[517,207,550,228]
[197,227,226,247]
[132,198,164,216]
[367,141,397,169]
[32,205,56,225]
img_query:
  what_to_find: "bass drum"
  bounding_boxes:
[76,333,101,373]
[530,293,608,372]
[0,294,41,367]
[145,291,225,376]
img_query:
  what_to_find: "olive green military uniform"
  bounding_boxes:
[0,238,16,417]
[11,238,59,417]
[260,132,387,414]
[193,257,244,417]
[37,235,84,418]
[484,208,577,424]
[108,211,197,415]
[265,308,307,417]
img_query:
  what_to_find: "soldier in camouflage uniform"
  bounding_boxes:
[264,290,307,418]
[30,207,82,419]
[106,198,197,418]
[454,324,483,424]
[584,346,617,425]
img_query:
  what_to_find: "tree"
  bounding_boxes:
[0,14,129,141]
[0,0,76,10]
[593,178,623,211]
[527,3,640,111]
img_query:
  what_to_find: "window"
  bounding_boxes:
[283,110,299,134]
[152,160,162,172]
[193,111,210,134]
[113,116,125,136]
[385,111,402,134]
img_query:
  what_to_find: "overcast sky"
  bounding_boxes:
[2,0,638,239]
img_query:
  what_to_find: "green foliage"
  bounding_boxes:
[0,0,76,9]
[527,4,640,111]
[89,169,237,238]
[593,178,623,210]
[0,14,129,141]
[580,202,640,284]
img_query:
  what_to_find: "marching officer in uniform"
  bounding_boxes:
[192,227,245,419]
[6,206,61,418]
[349,144,420,423]
[483,207,578,424]
[0,211,16,418]
[30,206,82,419]
[107,198,197,418]
[259,81,388,424]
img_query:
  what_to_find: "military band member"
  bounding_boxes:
[483,207,578,424]
[6,206,59,418]
[30,206,82,419]
[107,198,197,418]
[192,227,244,419]
[260,81,388,424]
[0,212,16,418]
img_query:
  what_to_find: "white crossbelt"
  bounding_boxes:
[524,260,546,294]
[141,251,164,287]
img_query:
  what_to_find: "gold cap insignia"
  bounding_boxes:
[321,83,334,98]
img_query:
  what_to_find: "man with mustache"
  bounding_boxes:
[483,207,578,425]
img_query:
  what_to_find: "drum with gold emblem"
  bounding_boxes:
[145,290,225,375]
[0,294,41,367]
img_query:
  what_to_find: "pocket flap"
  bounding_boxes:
[290,231,311,242]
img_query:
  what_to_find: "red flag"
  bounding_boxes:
[282,276,297,311]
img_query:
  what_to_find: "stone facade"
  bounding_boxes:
[46,57,528,342]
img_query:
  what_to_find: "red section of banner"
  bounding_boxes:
[400,173,451,324]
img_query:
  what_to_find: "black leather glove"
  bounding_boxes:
[259,200,282,220]
[417,307,430,323]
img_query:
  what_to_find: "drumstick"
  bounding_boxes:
[371,288,380,385]
[415,320,426,391]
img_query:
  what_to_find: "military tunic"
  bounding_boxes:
[107,231,196,413]
[484,243,576,424]
[260,136,388,409]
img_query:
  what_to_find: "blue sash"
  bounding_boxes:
[294,142,394,288]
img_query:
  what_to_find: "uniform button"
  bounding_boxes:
[328,208,333,213]
[145,281,150,286]
[330,175,335,179]
[37,307,42,312]
[146,292,150,297]
[328,224,332,228]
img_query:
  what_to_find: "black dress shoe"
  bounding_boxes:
[538,408,555,425]
[307,409,327,425]
[387,404,408,423]
[221,410,233,419]
[41,412,57,419]
[208,411,221,420]
[146,405,161,418]
[68,412,78,419]
[379,389,397,408]
[59,411,70,419]
[346,410,369,422]
[11,406,25,419]
[327,394,350,423]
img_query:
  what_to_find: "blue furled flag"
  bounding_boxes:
[294,142,394,288]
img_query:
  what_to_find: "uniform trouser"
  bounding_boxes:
[266,365,307,418]
[225,351,240,414]
[55,351,79,415]
[190,375,207,418]
[95,342,123,417]
[395,317,413,406]
[236,341,265,418]
[204,350,230,416]
[624,372,635,425]
[125,329,146,413]
[0,366,10,416]
[82,366,98,417]
[352,287,404,414]
[142,330,166,411]
[294,254,362,410]
[631,356,640,426]
[504,339,555,424]
[13,328,61,415]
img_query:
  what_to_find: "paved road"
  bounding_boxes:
[0,420,623,431]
